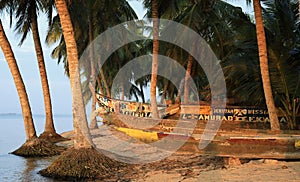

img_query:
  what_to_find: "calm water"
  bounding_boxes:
[0,114,73,182]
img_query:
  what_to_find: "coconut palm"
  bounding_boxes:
[0,19,63,157]
[40,0,128,179]
[0,0,62,140]
[86,0,99,129]
[0,19,37,143]
[221,0,281,129]
[252,0,280,130]
[54,0,92,149]
[88,23,98,129]
[257,0,299,128]
[149,0,159,118]
[222,0,299,127]
[142,0,187,118]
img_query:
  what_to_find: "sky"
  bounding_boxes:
[0,1,252,116]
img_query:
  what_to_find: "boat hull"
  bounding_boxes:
[99,113,300,159]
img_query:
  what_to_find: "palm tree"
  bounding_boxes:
[54,0,92,149]
[143,0,186,118]
[86,1,97,129]
[0,19,37,142]
[149,0,159,118]
[88,34,98,129]
[260,0,300,128]
[0,19,63,157]
[222,0,299,127]
[3,0,61,140]
[252,0,280,131]
[40,0,126,179]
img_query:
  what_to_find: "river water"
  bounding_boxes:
[0,114,73,182]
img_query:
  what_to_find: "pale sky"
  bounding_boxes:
[0,1,252,115]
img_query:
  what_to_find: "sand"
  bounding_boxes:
[61,126,300,181]
[137,159,300,182]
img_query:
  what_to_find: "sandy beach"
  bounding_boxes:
[60,126,300,181]
[136,159,300,182]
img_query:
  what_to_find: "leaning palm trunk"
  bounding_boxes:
[31,13,62,140]
[0,20,37,142]
[150,0,159,119]
[96,76,104,94]
[0,20,63,157]
[253,0,280,131]
[99,64,111,97]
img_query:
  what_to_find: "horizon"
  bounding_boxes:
[0,112,72,116]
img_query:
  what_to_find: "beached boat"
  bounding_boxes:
[95,93,300,159]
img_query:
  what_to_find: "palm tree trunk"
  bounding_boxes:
[160,80,169,104]
[253,0,280,131]
[298,0,300,19]
[31,14,57,135]
[170,84,175,101]
[121,83,125,100]
[0,20,37,141]
[175,79,184,103]
[99,63,111,97]
[88,82,98,129]
[139,83,145,103]
[150,0,159,118]
[96,76,104,94]
[55,0,92,148]
[184,55,193,104]
[88,15,98,129]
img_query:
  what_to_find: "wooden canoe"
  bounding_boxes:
[100,113,300,160]
[96,94,300,159]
